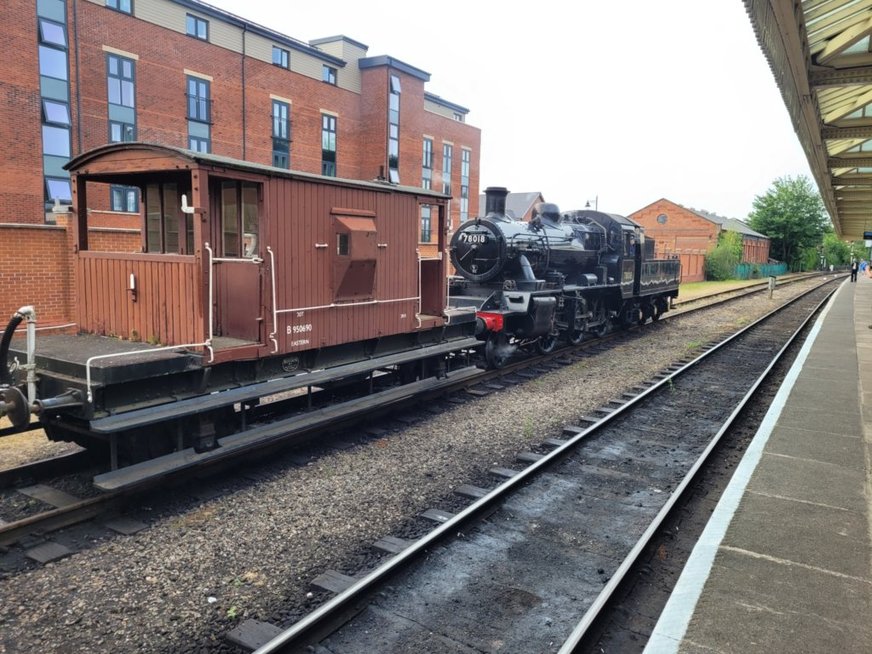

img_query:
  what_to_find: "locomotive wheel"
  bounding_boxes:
[566,302,586,345]
[485,332,512,369]
[536,334,558,354]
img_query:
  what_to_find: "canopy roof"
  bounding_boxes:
[746,0,872,240]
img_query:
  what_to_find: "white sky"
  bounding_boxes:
[207,0,814,220]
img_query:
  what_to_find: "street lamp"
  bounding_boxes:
[584,195,599,211]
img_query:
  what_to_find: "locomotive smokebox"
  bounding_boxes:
[484,187,510,218]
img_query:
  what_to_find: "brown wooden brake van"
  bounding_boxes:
[66,142,472,368]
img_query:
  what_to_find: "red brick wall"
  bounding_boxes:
[1,0,481,323]
[0,222,73,323]
[631,199,719,253]
[0,0,49,224]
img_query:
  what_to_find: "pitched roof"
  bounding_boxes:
[683,205,768,239]
[478,191,545,219]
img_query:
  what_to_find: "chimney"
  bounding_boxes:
[484,186,509,216]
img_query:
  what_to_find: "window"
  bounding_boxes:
[42,125,70,157]
[422,138,432,190]
[39,19,67,48]
[46,178,72,203]
[186,76,210,122]
[187,76,210,152]
[337,233,349,256]
[38,45,68,80]
[272,100,290,168]
[189,135,210,153]
[218,181,259,258]
[106,0,132,14]
[107,54,135,108]
[38,3,71,213]
[185,14,208,41]
[388,74,400,184]
[42,100,70,126]
[322,65,337,85]
[111,185,139,212]
[442,143,452,195]
[321,113,337,177]
[420,205,431,243]
[460,149,470,222]
[272,46,289,69]
[110,120,136,142]
[145,182,193,254]
[453,112,464,122]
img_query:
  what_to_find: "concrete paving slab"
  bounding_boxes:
[748,452,867,512]
[774,405,862,435]
[765,425,864,468]
[782,380,861,416]
[721,492,868,579]
[680,547,872,654]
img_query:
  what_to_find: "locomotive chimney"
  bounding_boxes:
[484,186,509,217]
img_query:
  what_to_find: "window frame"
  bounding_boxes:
[322,65,337,85]
[186,76,211,123]
[110,185,140,213]
[442,143,453,195]
[272,46,289,69]
[107,53,135,109]
[272,99,291,169]
[321,113,337,177]
[185,14,209,41]
[420,204,432,243]
[106,0,133,14]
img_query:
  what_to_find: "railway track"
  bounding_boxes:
[0,275,837,561]
[230,279,837,653]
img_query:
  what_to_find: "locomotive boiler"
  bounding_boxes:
[449,187,680,367]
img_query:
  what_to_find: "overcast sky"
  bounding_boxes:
[207,0,814,220]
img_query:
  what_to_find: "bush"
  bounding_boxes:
[705,231,743,280]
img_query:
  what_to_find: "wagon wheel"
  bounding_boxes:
[651,301,663,322]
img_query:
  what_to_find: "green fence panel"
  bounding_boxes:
[734,262,788,279]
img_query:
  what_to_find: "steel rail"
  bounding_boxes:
[251,279,838,654]
[556,285,836,653]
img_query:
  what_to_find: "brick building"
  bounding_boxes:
[1,0,480,322]
[630,199,771,283]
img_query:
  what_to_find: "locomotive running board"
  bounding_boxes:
[88,337,481,435]
[93,365,481,491]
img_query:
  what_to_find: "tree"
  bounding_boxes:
[821,230,851,266]
[748,176,829,269]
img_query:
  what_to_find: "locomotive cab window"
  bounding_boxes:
[217,180,259,258]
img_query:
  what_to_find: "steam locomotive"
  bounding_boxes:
[449,187,681,367]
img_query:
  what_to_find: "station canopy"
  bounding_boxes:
[746,0,872,240]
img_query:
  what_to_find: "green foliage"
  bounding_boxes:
[822,231,851,266]
[705,230,743,280]
[748,176,829,270]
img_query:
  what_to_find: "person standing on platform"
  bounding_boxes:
[850,259,859,282]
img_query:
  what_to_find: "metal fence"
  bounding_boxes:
[734,262,788,279]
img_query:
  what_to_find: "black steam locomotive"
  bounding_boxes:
[449,187,681,368]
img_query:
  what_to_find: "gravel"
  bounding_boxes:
[0,278,833,654]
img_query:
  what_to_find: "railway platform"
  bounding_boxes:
[645,275,872,653]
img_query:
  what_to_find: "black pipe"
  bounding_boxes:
[0,312,24,385]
